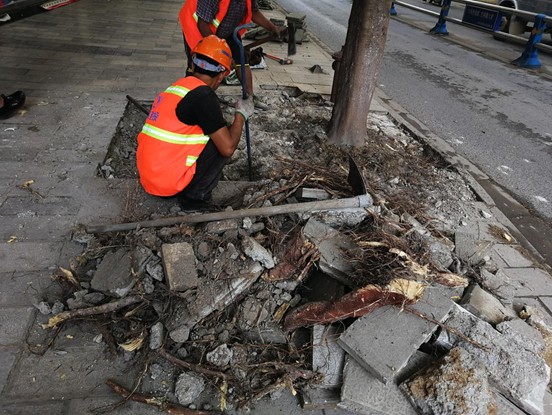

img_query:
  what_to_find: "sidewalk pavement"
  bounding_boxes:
[1,0,552,414]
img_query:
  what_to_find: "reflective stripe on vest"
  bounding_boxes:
[192,12,221,28]
[140,124,209,146]
[165,85,190,98]
[186,155,198,167]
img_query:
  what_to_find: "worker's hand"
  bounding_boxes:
[234,97,255,121]
[271,25,286,39]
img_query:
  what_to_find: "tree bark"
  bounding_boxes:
[327,0,393,147]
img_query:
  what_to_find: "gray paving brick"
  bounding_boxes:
[0,348,19,395]
[0,216,75,242]
[0,401,66,415]
[312,325,345,389]
[0,242,63,272]
[0,307,35,346]
[338,287,454,384]
[0,271,62,306]
[492,244,535,268]
[5,346,140,400]
[339,356,416,415]
[0,196,81,216]
[505,268,552,297]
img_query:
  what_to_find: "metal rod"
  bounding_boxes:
[87,195,372,234]
[393,1,440,17]
[233,23,256,182]
[126,95,149,115]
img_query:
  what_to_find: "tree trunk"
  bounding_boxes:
[327,0,393,147]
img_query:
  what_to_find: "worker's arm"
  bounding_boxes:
[208,115,245,158]
[251,10,283,36]
[197,18,214,37]
[208,97,254,158]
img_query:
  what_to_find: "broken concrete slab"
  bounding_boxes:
[497,319,545,354]
[454,231,493,265]
[303,218,356,287]
[423,234,454,271]
[241,235,274,269]
[504,268,552,298]
[338,356,417,415]
[161,242,200,292]
[480,268,515,303]
[495,391,527,415]
[401,347,496,415]
[312,325,345,389]
[338,287,454,384]
[460,284,516,325]
[445,305,550,415]
[91,248,135,298]
[492,244,534,268]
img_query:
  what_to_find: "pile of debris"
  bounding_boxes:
[33,91,551,414]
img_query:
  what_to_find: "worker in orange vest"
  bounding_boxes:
[179,0,284,100]
[136,36,254,211]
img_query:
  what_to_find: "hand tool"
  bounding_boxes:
[244,24,297,57]
[126,95,149,115]
[264,52,293,65]
[233,22,256,182]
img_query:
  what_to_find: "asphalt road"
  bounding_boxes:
[275,0,552,222]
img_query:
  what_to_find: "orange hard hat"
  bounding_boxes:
[192,35,233,75]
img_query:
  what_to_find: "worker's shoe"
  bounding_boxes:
[0,91,26,119]
[179,195,218,212]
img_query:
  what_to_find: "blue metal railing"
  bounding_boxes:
[392,0,552,68]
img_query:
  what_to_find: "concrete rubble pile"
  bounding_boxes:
[34,92,552,414]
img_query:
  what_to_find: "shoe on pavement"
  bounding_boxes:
[0,91,26,119]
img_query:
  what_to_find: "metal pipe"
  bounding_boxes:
[393,0,441,17]
[87,195,373,234]
[126,95,149,116]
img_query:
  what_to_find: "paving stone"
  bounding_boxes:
[312,325,345,389]
[493,244,535,268]
[67,396,160,414]
[454,230,493,265]
[5,346,140,399]
[161,242,200,291]
[480,268,515,303]
[0,242,63,272]
[299,387,341,410]
[0,402,66,415]
[338,287,454,384]
[496,319,545,354]
[505,268,552,297]
[0,348,19,395]
[303,218,356,287]
[0,196,81,216]
[402,347,495,415]
[91,248,135,297]
[460,284,516,325]
[338,356,417,415]
[0,271,63,306]
[0,307,35,346]
[0,215,75,241]
[445,305,550,415]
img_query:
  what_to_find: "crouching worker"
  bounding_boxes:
[137,35,254,211]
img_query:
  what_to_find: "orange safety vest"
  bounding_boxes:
[137,77,211,197]
[179,0,253,50]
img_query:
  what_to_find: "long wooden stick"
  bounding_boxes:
[158,348,235,381]
[42,295,143,329]
[401,306,489,352]
[107,380,216,415]
[87,195,371,234]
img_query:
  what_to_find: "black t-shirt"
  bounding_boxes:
[175,85,226,135]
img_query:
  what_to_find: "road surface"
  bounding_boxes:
[275,0,552,223]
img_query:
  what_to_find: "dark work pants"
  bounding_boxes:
[176,139,228,202]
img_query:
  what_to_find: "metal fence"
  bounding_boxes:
[391,0,551,68]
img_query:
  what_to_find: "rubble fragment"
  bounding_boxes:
[312,325,345,389]
[241,235,275,269]
[206,344,233,367]
[205,219,238,235]
[91,248,135,298]
[174,372,206,406]
[401,347,496,415]
[149,322,164,350]
[161,242,200,291]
